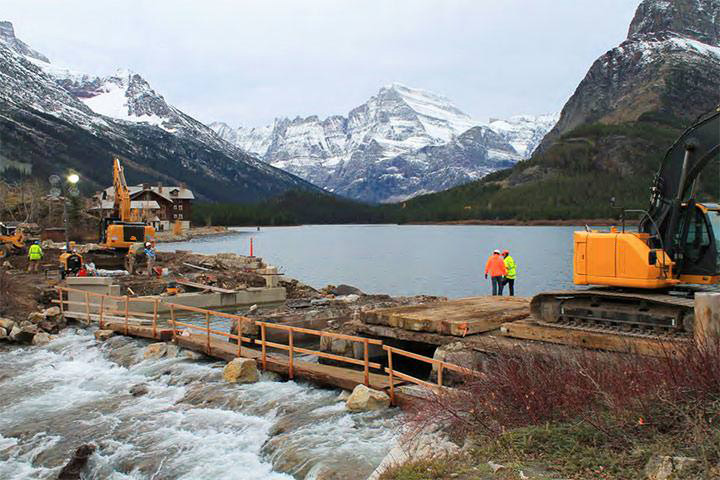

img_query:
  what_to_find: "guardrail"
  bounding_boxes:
[55,286,477,401]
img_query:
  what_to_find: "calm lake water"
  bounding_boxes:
[160,225,581,298]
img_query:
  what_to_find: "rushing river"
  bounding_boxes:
[161,224,581,298]
[0,330,397,479]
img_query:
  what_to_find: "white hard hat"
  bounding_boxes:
[493,249,501,254]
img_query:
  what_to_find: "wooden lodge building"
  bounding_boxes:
[94,183,194,232]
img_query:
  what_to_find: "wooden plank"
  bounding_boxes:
[362,296,530,336]
[499,320,687,357]
[103,322,173,341]
[176,279,237,294]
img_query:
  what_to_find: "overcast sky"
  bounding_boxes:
[4,1,639,127]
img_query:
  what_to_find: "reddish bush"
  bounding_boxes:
[408,338,720,437]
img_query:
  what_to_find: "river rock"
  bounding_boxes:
[644,455,697,480]
[129,383,149,397]
[223,358,259,383]
[94,330,115,341]
[165,344,180,358]
[0,327,7,339]
[1,260,12,269]
[10,324,36,344]
[182,350,205,360]
[346,384,390,412]
[143,342,168,359]
[332,284,364,296]
[430,342,485,385]
[57,443,97,480]
[0,318,15,331]
[43,306,61,318]
[32,332,51,346]
[27,311,45,324]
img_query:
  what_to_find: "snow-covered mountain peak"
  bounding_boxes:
[0,21,49,63]
[489,113,560,157]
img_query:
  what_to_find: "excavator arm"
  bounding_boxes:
[113,157,138,222]
[642,110,720,252]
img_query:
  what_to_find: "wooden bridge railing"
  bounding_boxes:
[55,286,477,399]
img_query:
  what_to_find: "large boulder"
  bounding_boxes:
[27,311,45,324]
[644,455,697,480]
[10,324,37,344]
[43,306,61,318]
[222,358,259,384]
[0,318,15,331]
[94,330,115,341]
[0,327,7,340]
[430,342,486,385]
[143,342,168,360]
[346,384,390,412]
[32,332,51,346]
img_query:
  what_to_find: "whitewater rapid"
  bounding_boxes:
[0,330,397,479]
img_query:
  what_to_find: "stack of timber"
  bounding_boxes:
[361,296,530,336]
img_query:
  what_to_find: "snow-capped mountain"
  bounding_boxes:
[212,84,557,203]
[0,21,316,202]
[488,114,560,158]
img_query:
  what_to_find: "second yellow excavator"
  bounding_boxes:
[532,110,720,336]
[99,157,156,250]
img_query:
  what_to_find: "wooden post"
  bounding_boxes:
[387,347,395,405]
[437,362,444,387]
[261,323,267,370]
[236,317,242,358]
[288,329,294,379]
[694,293,720,346]
[84,292,91,324]
[363,338,370,386]
[57,287,64,317]
[170,304,177,342]
[205,311,211,355]
[124,295,129,335]
[152,299,158,339]
[99,296,105,329]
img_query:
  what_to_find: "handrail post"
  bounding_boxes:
[57,287,64,318]
[288,329,294,379]
[152,298,158,339]
[84,292,91,325]
[387,347,395,405]
[437,362,444,387]
[124,295,129,335]
[236,317,242,358]
[260,323,267,370]
[205,311,211,355]
[170,304,177,342]
[363,338,370,386]
[99,295,105,329]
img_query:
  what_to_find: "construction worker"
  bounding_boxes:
[500,249,517,296]
[484,249,507,296]
[27,240,43,273]
[144,242,156,277]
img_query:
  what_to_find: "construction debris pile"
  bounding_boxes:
[0,306,66,346]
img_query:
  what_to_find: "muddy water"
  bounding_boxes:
[0,330,397,479]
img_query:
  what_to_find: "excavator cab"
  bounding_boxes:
[672,202,720,284]
[0,222,26,259]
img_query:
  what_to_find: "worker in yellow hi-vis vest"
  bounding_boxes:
[27,241,43,273]
[499,249,517,296]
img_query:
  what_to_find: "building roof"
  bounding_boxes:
[99,185,195,202]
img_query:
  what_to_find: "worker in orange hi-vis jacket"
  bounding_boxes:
[484,249,507,296]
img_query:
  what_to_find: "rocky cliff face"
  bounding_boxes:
[0,22,317,202]
[539,0,720,151]
[212,85,556,203]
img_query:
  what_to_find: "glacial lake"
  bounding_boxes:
[160,224,582,298]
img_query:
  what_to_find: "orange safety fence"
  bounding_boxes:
[55,286,478,399]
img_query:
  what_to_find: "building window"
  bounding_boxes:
[178,214,183,220]
[173,214,178,219]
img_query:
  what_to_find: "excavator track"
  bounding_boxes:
[531,289,696,340]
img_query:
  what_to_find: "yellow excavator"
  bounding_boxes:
[0,222,26,259]
[99,157,156,250]
[532,110,720,337]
